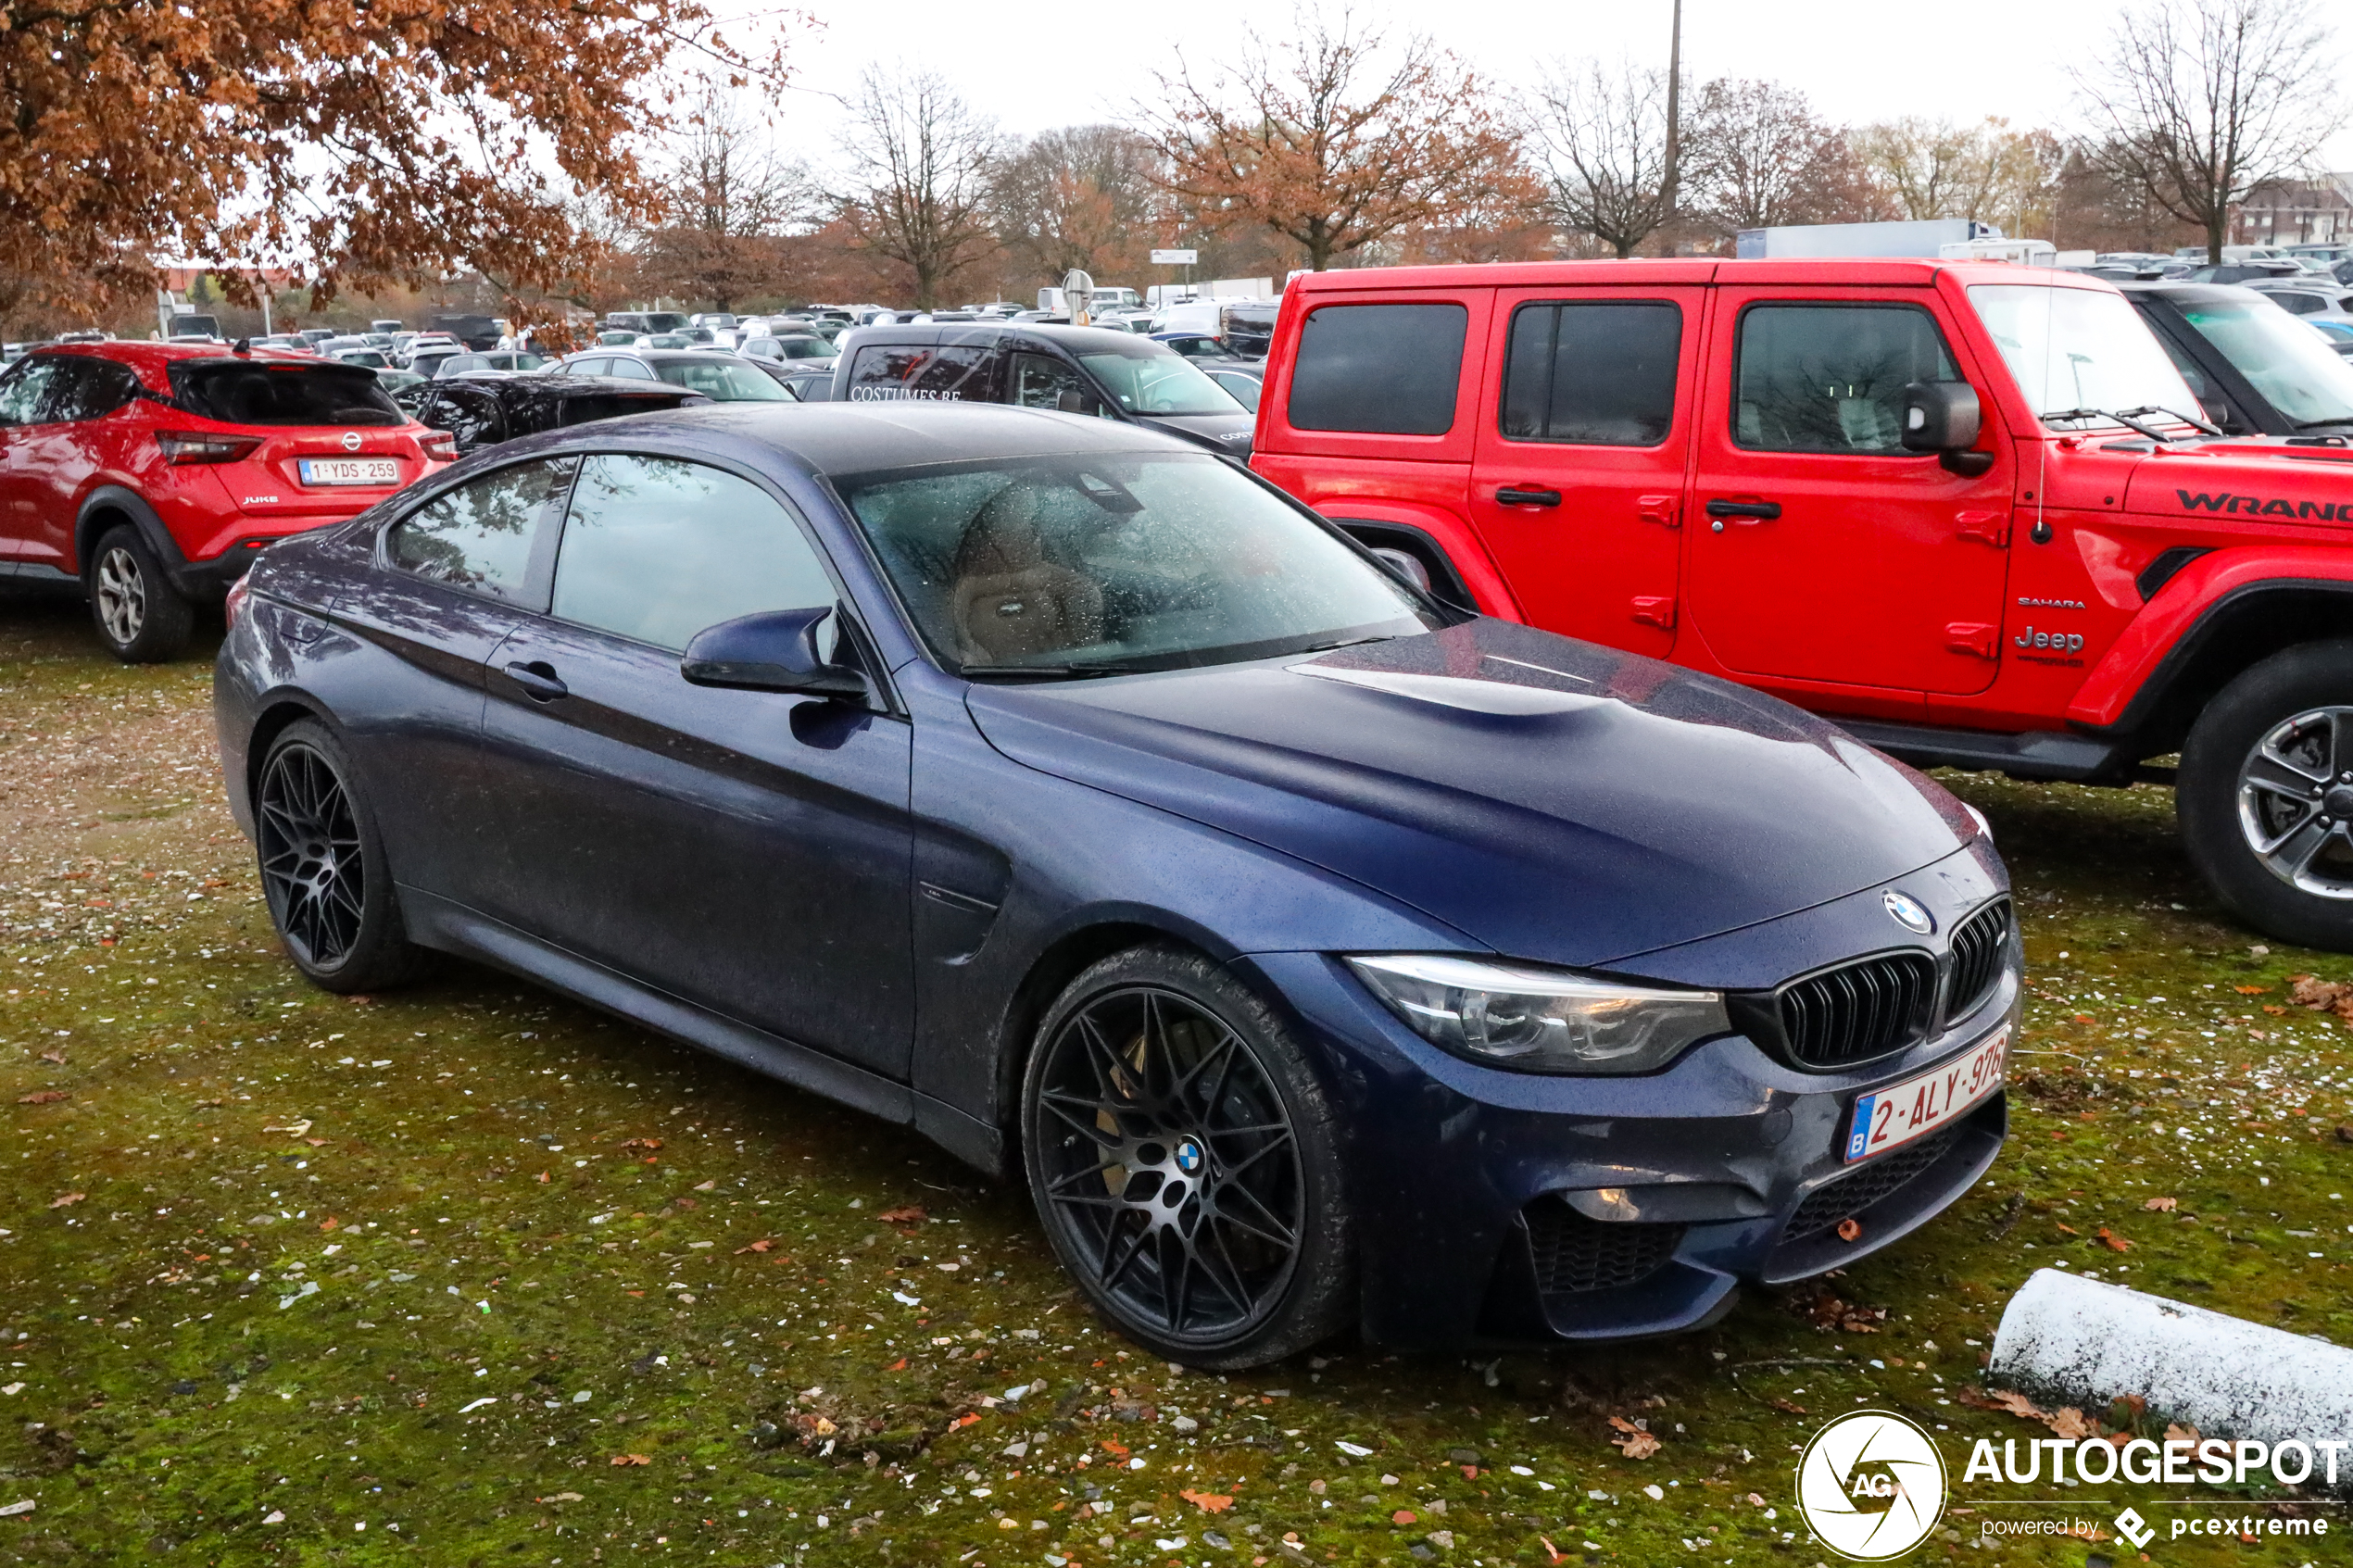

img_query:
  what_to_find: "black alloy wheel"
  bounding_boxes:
[1023,946,1352,1368]
[254,721,423,992]
[2182,640,2353,951]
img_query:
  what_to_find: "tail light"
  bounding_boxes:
[420,430,459,462]
[223,573,253,631]
[157,431,264,465]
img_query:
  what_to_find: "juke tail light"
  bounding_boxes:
[157,431,263,464]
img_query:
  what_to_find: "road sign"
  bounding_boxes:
[1151,249,1199,266]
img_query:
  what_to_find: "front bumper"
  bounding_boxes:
[1237,853,2016,1349]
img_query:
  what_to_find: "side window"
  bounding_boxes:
[1733,304,1958,454]
[36,358,142,423]
[434,383,505,449]
[844,344,1001,403]
[1286,303,1467,435]
[1501,303,1681,445]
[1011,352,1104,417]
[0,359,63,428]
[385,458,576,601]
[551,456,837,652]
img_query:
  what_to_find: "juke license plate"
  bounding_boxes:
[297,458,398,486]
[1843,1025,2007,1163]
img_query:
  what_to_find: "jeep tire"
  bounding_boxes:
[2180,640,2353,952]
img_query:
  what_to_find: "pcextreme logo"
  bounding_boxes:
[1795,1411,1949,1561]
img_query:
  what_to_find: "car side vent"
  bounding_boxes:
[1773,952,1935,1069]
[1520,1200,1683,1296]
[1944,898,2012,1023]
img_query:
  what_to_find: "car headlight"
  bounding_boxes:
[1345,954,1730,1074]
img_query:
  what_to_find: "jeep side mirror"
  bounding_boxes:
[680,607,871,703]
[1900,381,1994,476]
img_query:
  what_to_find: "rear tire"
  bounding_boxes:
[85,523,195,663]
[2180,640,2353,951]
[1020,944,1354,1370]
[254,719,424,993]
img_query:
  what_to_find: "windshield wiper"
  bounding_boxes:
[2044,407,2174,442]
[2115,404,2222,437]
[957,661,1149,680]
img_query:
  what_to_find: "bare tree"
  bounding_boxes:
[2074,0,2344,262]
[1135,6,1528,273]
[1682,78,1874,240]
[1852,116,2064,238]
[990,125,1166,288]
[837,68,1001,307]
[640,89,812,311]
[1535,57,1674,258]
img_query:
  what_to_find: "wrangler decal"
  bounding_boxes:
[2176,489,2341,521]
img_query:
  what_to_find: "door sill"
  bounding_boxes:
[1835,719,2137,784]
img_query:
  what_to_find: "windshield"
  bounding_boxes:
[774,337,832,360]
[170,361,405,426]
[1076,351,1245,416]
[651,359,791,401]
[2174,292,2353,427]
[838,452,1433,674]
[1969,283,2201,430]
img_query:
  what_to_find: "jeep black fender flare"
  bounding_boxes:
[74,486,190,582]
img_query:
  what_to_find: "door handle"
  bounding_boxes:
[503,660,569,702]
[1496,485,1563,508]
[1705,498,1781,521]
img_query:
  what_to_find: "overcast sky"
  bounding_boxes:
[754,0,2353,174]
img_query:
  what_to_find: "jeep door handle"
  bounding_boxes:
[1496,486,1563,508]
[503,660,569,703]
[1705,498,1781,521]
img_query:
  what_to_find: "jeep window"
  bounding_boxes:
[1075,348,1241,417]
[2162,291,2353,428]
[1969,284,2202,431]
[846,344,1001,403]
[1502,302,1680,445]
[1734,304,1957,453]
[1287,303,1467,435]
[170,361,405,427]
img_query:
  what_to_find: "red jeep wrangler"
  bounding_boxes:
[1252,259,2353,950]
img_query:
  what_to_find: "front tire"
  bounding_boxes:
[1020,944,1354,1370]
[2180,640,2353,951]
[85,523,195,663]
[255,720,423,992]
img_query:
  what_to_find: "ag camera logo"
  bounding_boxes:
[1796,1410,1948,1561]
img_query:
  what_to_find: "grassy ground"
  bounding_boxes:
[0,594,2348,1568]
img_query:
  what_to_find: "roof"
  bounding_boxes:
[843,321,1174,357]
[1286,257,2124,293]
[26,339,358,392]
[569,400,1205,477]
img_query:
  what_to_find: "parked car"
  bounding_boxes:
[2187,261,2303,284]
[328,348,391,370]
[215,400,2016,1363]
[2307,318,2353,357]
[393,372,710,454]
[1201,360,1265,412]
[1252,257,2353,949]
[830,322,1253,454]
[438,350,550,378]
[741,358,834,400]
[370,319,405,334]
[740,332,837,365]
[2121,282,2353,435]
[404,345,466,380]
[553,347,794,402]
[602,310,688,336]
[2242,277,2353,322]
[0,342,448,659]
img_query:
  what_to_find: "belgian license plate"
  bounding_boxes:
[1843,1025,2008,1163]
[297,457,398,486]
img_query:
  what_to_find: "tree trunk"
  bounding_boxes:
[2206,211,2226,266]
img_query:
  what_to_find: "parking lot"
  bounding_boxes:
[0,597,2342,1565]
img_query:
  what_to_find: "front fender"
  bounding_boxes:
[1320,499,1523,621]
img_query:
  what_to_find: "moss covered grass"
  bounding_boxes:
[0,596,2348,1565]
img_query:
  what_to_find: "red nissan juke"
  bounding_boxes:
[0,341,452,660]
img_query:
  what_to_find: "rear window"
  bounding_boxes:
[846,344,1000,403]
[557,392,696,425]
[1502,302,1681,445]
[171,361,404,426]
[1285,303,1466,435]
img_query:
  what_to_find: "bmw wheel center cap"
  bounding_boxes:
[1882,890,1934,935]
[1174,1138,1204,1175]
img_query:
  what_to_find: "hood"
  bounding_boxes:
[964,621,1978,969]
[1134,411,1254,456]
[2124,436,2353,520]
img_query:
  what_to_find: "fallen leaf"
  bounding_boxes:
[1769,1398,1807,1415]
[1538,1536,1561,1563]
[319,1217,338,1231]
[37,1049,64,1064]
[2046,1407,2094,1440]
[876,1205,927,1225]
[263,1119,311,1136]
[538,1492,585,1503]
[2143,1197,2178,1211]
[1182,1489,1235,1513]
[303,1137,328,1147]
[619,1138,662,1151]
[887,1358,907,1372]
[537,1171,549,1183]
[732,1239,774,1255]
[2233,984,2269,994]
[2055,1223,2079,1235]
[48,1191,84,1208]
[692,1180,715,1192]
[1611,1429,1662,1460]
[610,1454,651,1466]
[1100,1439,1130,1457]
[16,1090,69,1105]
[2165,1423,2199,1444]
[2096,1228,2133,1252]
[2261,1004,2287,1016]
[1834,1218,1862,1242]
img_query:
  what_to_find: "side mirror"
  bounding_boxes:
[1900,381,1994,476]
[679,608,871,702]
